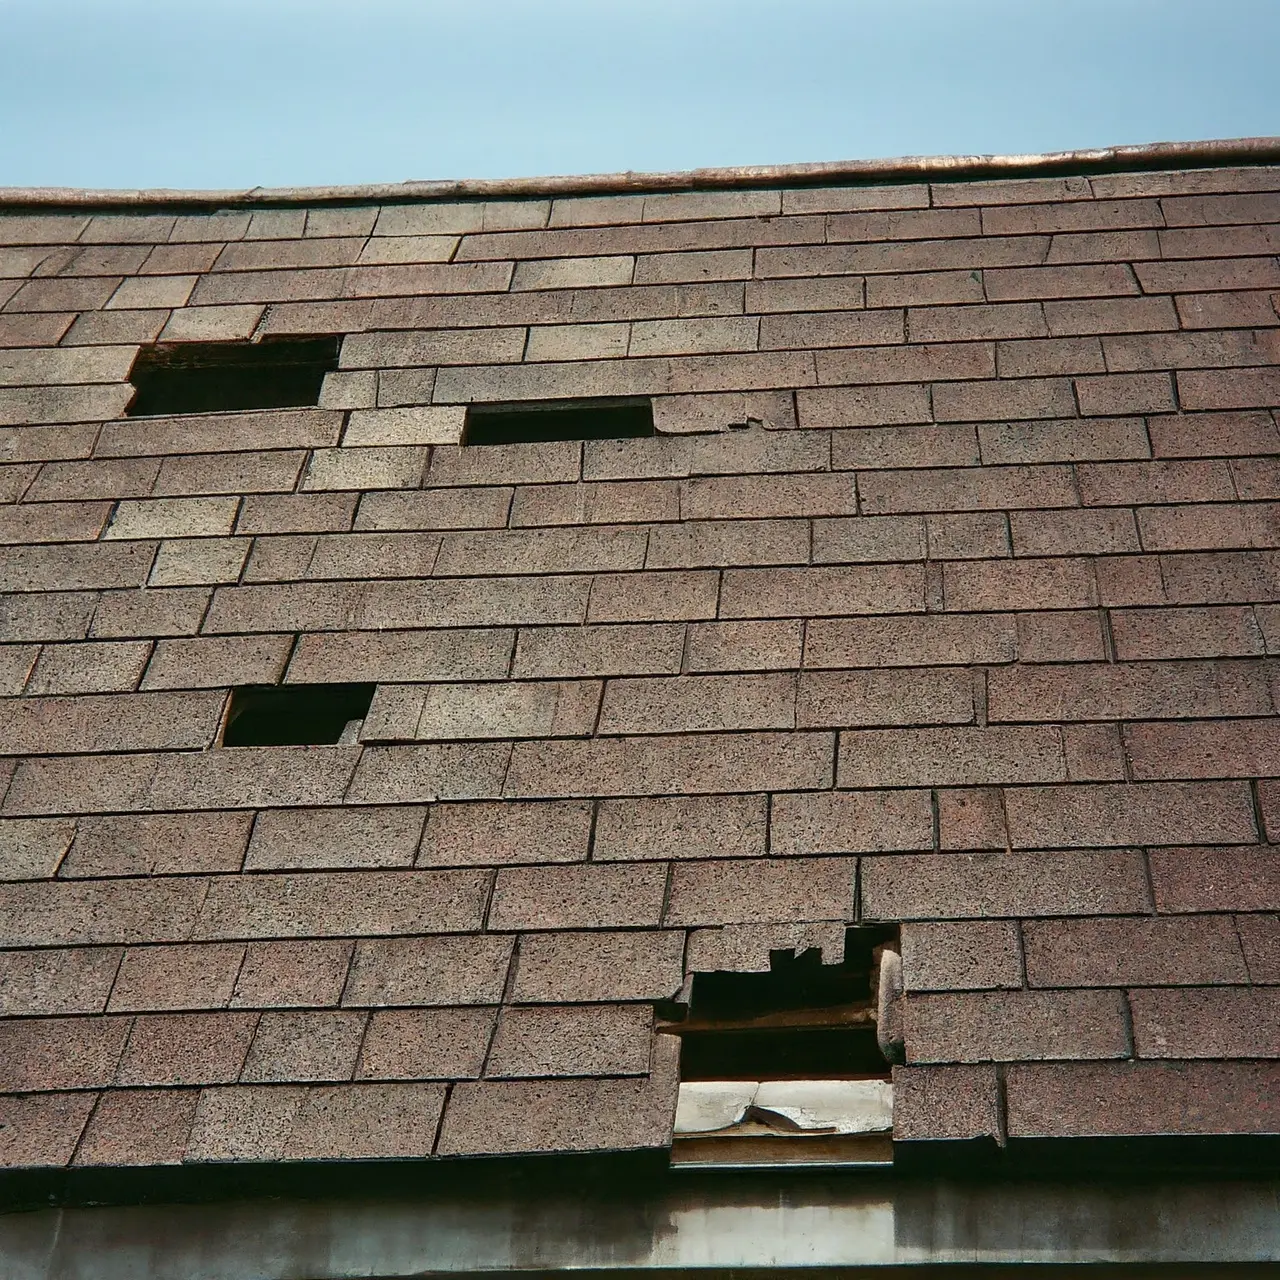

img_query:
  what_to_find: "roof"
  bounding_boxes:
[0,141,1278,1196]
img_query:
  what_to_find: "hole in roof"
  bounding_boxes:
[667,927,900,1168]
[222,683,374,748]
[670,926,899,1081]
[125,337,340,416]
[463,397,654,446]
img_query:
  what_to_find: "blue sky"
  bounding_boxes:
[1,0,1277,189]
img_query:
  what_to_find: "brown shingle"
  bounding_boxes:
[342,935,513,1007]
[0,1093,96,1168]
[892,1064,1000,1142]
[490,863,667,931]
[0,1015,131,1091]
[437,1047,676,1157]
[1005,1061,1280,1137]
[107,943,246,1012]
[357,1008,496,1080]
[486,1004,652,1077]
[241,1011,367,1083]
[245,807,425,872]
[665,857,855,926]
[115,1012,257,1085]
[61,812,252,878]
[594,794,766,861]
[862,850,1150,920]
[511,931,686,1003]
[0,946,121,1017]
[419,800,592,867]
[1024,916,1249,987]
[74,1090,198,1166]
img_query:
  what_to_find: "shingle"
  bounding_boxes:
[287,628,514,684]
[598,672,796,734]
[666,857,856,926]
[241,1011,367,1083]
[512,930,686,1003]
[0,1092,97,1168]
[142,634,293,690]
[770,790,933,855]
[0,690,225,755]
[345,743,513,804]
[489,863,667,931]
[231,940,354,1010]
[862,850,1150,920]
[61,812,251,878]
[486,1004,652,1078]
[512,623,685,678]
[107,942,246,1012]
[1023,916,1248,987]
[364,679,601,742]
[74,1089,199,1166]
[504,731,834,799]
[90,586,212,639]
[24,639,151,694]
[146,532,254,586]
[0,946,121,1017]
[0,877,207,947]
[342,935,512,1006]
[0,1015,132,1091]
[593,794,767,860]
[115,1012,258,1085]
[1005,1060,1280,1138]
[357,1007,496,1080]
[0,593,96,645]
[901,921,1024,992]
[244,806,426,871]
[0,499,112,546]
[418,800,592,867]
[0,816,76,879]
[437,1054,676,1156]
[192,869,491,941]
[905,990,1129,1062]
[686,921,847,973]
[892,1064,1000,1142]
[284,1083,449,1160]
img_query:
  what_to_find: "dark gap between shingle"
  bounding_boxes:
[464,397,654,446]
[223,682,374,747]
[125,336,340,416]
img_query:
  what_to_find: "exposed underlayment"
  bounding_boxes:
[0,140,1278,1200]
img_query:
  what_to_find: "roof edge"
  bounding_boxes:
[3,137,1279,211]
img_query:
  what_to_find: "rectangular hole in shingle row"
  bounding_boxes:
[673,926,899,1081]
[126,337,340,416]
[463,397,654,445]
[223,683,374,747]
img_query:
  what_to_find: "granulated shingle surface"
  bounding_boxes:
[1,160,1279,1169]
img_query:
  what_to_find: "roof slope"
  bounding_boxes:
[0,152,1278,1177]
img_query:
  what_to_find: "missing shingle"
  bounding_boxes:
[665,925,899,1081]
[666,926,900,1168]
[125,336,340,416]
[222,683,374,747]
[463,397,654,446]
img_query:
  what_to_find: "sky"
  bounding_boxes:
[0,0,1277,191]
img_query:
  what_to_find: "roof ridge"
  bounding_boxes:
[1,136,1278,210]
